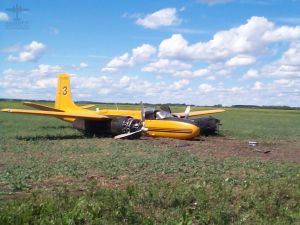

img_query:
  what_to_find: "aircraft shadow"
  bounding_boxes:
[16,134,88,141]
[40,125,72,129]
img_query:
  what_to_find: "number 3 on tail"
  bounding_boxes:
[63,86,68,95]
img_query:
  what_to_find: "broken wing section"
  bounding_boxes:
[173,109,225,118]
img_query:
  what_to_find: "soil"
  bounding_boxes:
[140,136,300,164]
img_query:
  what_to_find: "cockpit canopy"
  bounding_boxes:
[143,105,173,120]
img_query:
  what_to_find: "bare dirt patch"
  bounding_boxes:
[141,136,300,164]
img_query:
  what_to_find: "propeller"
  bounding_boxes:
[114,102,148,139]
[184,105,191,119]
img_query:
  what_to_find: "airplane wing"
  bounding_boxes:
[173,109,225,118]
[24,102,95,111]
[23,102,63,112]
[1,108,109,120]
[80,104,95,109]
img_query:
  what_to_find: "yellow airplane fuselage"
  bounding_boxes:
[61,109,200,139]
[97,109,199,139]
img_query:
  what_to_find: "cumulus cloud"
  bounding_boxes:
[142,59,192,73]
[31,64,62,76]
[0,65,62,98]
[261,42,300,78]
[1,66,300,106]
[136,8,181,29]
[262,26,300,42]
[225,55,256,67]
[253,81,263,90]
[103,16,300,81]
[142,59,219,78]
[7,41,46,62]
[72,62,88,70]
[171,79,189,90]
[142,58,234,79]
[158,17,300,62]
[0,12,9,21]
[242,69,259,80]
[102,44,156,72]
[199,83,214,93]
[273,79,295,87]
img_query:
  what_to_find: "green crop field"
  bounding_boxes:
[0,101,300,224]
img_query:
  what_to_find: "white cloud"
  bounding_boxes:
[262,26,300,42]
[142,59,217,78]
[242,69,259,80]
[7,41,46,62]
[0,12,9,21]
[1,66,300,106]
[142,58,235,79]
[136,8,181,29]
[225,55,256,67]
[253,81,263,90]
[171,79,189,90]
[261,42,300,78]
[199,83,214,93]
[35,78,57,89]
[206,76,216,80]
[0,65,62,99]
[102,53,129,72]
[142,59,192,74]
[102,44,156,72]
[31,64,62,76]
[158,17,300,62]
[193,68,210,77]
[72,62,88,70]
[273,79,295,87]
[280,42,300,66]
[98,88,111,95]
[130,44,157,64]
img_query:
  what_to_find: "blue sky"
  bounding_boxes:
[0,0,300,106]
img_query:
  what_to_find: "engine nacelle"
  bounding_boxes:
[72,116,142,139]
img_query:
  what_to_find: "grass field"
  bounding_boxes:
[0,101,300,224]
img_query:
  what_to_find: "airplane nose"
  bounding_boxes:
[191,124,200,137]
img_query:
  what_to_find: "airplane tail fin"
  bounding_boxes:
[55,73,82,111]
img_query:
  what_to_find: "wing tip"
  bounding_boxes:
[1,108,11,112]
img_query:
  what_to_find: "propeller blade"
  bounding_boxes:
[140,101,145,122]
[114,127,148,139]
[114,129,143,139]
[184,105,191,119]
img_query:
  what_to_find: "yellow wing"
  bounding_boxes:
[23,102,63,112]
[1,108,109,120]
[173,109,225,118]
[24,102,95,111]
[80,104,95,109]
